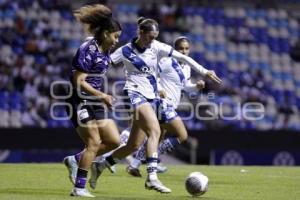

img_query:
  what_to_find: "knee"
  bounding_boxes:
[177,129,188,142]
[178,133,188,143]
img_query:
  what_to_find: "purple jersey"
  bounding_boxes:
[72,38,110,92]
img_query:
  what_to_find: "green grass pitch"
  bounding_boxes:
[0,164,299,200]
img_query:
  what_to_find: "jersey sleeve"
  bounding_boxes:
[156,41,173,60]
[110,47,124,65]
[171,50,208,76]
[183,79,199,93]
[73,46,95,73]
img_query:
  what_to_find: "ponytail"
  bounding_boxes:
[137,16,159,32]
[137,17,146,25]
[74,4,121,42]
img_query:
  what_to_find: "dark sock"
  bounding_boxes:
[105,155,116,166]
[75,168,88,188]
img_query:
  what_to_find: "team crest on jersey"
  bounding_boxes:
[89,45,96,52]
[141,66,151,73]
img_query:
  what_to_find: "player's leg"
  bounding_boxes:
[129,116,187,164]
[64,115,121,185]
[96,119,120,154]
[70,120,100,197]
[126,138,147,177]
[90,103,171,193]
[157,100,187,153]
[127,102,185,176]
[94,127,131,170]
[89,119,121,188]
[89,118,146,189]
[159,116,188,152]
[133,104,171,193]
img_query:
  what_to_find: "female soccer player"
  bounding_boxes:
[63,4,122,197]
[89,17,221,193]
[127,36,206,176]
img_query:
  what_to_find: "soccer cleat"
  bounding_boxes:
[94,156,116,174]
[126,165,142,177]
[110,165,117,174]
[89,160,109,189]
[63,156,78,185]
[157,164,168,174]
[70,187,95,197]
[145,178,171,193]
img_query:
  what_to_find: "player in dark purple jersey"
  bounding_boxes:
[62,4,122,197]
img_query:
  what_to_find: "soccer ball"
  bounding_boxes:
[185,172,209,196]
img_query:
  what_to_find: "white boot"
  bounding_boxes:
[145,176,171,193]
[63,156,78,185]
[70,187,95,197]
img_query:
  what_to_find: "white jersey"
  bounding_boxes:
[110,39,173,99]
[158,57,198,109]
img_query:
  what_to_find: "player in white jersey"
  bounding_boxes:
[126,36,206,176]
[158,37,205,109]
[89,17,221,193]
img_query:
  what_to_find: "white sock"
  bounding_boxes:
[147,153,158,181]
[130,158,142,169]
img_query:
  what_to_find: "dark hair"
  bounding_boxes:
[74,4,121,42]
[137,17,159,32]
[174,36,190,49]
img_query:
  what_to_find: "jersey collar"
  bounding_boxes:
[131,37,149,53]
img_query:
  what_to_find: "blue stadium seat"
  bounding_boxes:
[215,61,228,77]
[227,52,238,62]
[183,7,195,16]
[272,90,285,105]
[191,52,205,64]
[267,18,278,28]
[257,9,267,18]
[278,19,289,28]
[0,90,9,100]
[246,9,257,19]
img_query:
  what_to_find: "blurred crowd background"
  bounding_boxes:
[1,0,300,131]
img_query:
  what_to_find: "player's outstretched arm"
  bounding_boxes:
[171,50,222,84]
